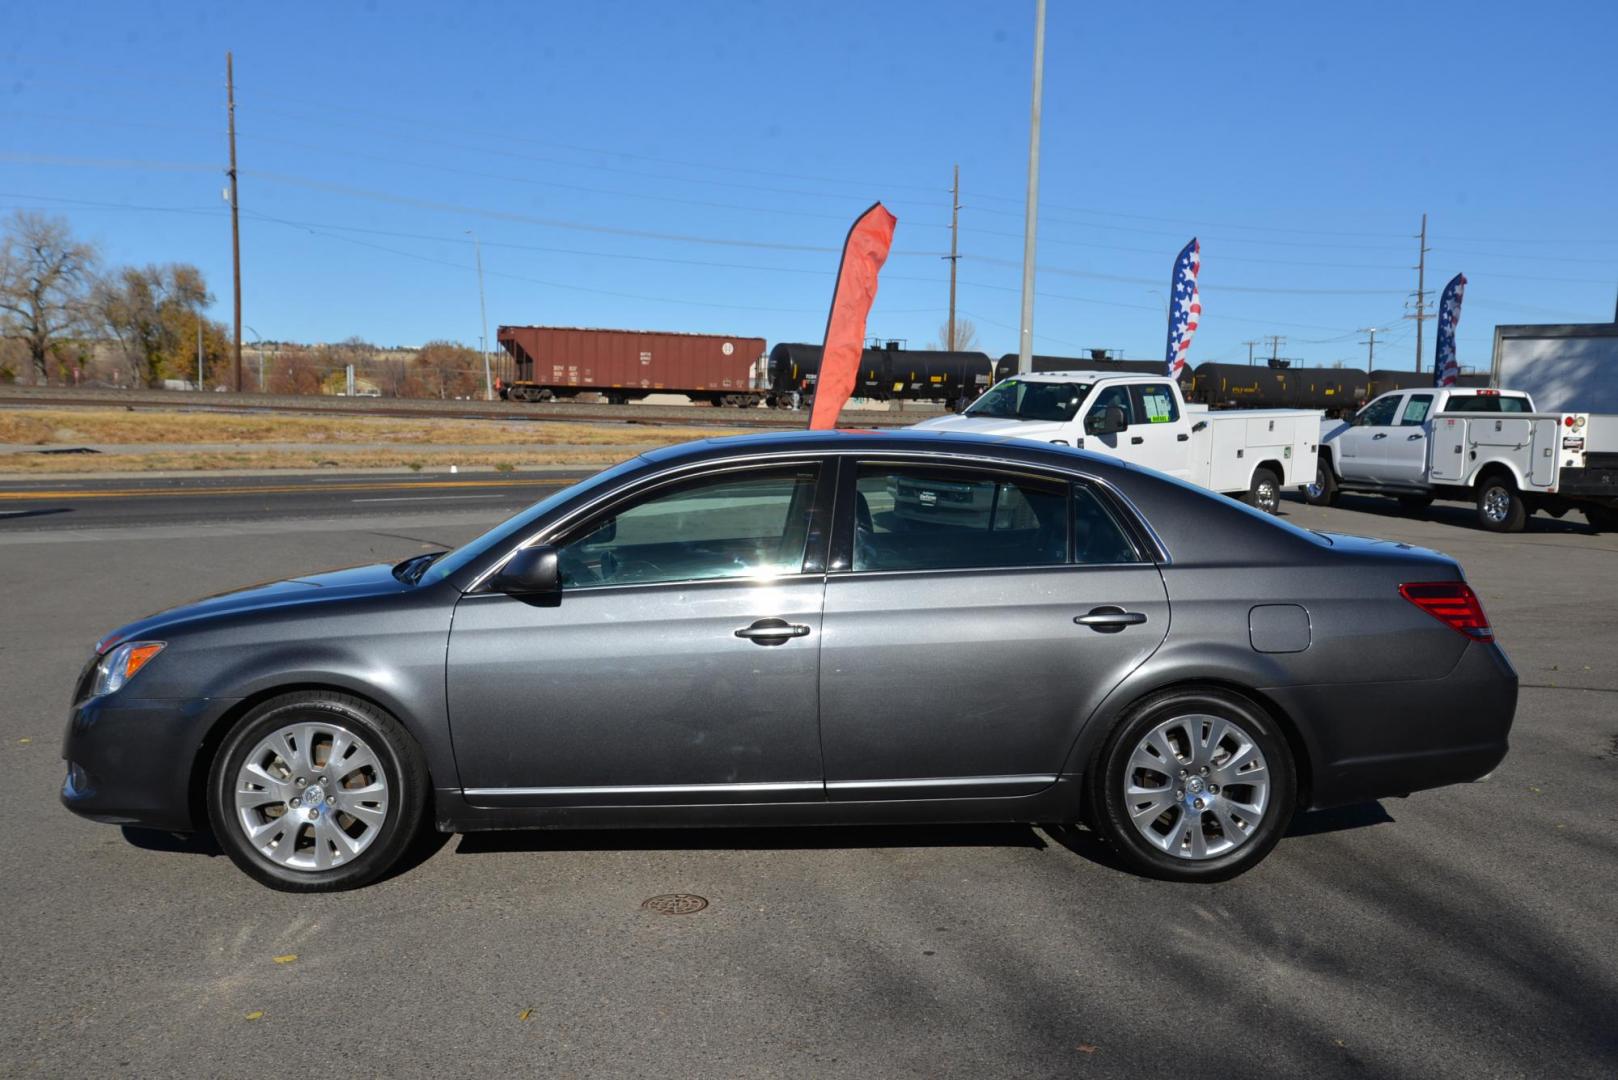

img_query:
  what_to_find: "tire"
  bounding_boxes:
[1088,687,1297,882]
[1397,493,1434,513]
[1245,467,1282,514]
[1475,475,1526,533]
[207,691,429,892]
[1304,459,1339,507]
[1586,506,1618,532]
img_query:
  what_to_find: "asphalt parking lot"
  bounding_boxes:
[2,482,1615,1078]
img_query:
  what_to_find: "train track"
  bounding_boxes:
[0,386,945,430]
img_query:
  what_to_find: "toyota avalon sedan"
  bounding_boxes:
[62,430,1516,890]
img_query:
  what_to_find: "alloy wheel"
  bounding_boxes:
[233,721,390,872]
[1121,713,1271,860]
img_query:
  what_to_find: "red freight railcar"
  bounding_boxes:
[496,326,767,406]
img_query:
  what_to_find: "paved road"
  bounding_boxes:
[0,472,580,533]
[1,483,1614,1077]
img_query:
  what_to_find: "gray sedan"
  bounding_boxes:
[61,429,1516,890]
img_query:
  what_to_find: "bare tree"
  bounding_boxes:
[929,318,979,352]
[0,211,99,384]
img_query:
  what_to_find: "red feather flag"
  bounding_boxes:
[808,202,898,430]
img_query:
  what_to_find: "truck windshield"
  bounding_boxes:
[965,379,1093,422]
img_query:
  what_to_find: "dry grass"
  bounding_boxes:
[0,407,747,448]
[0,447,651,474]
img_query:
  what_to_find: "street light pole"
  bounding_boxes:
[1016,0,1047,375]
[467,229,493,401]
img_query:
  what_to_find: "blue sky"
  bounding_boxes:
[4,1,1615,370]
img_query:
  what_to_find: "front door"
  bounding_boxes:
[1337,392,1403,482]
[447,461,830,805]
[818,459,1169,800]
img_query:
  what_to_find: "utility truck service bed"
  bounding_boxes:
[1312,386,1618,532]
[912,371,1319,513]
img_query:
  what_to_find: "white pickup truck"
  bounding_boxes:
[1311,386,1618,532]
[912,370,1319,513]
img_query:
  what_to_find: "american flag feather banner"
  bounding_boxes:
[1164,238,1201,380]
[1433,272,1467,387]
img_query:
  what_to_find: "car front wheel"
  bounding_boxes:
[207,691,429,892]
[1089,688,1297,882]
[1304,460,1338,506]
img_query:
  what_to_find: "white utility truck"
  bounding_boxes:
[912,370,1319,513]
[1311,385,1618,532]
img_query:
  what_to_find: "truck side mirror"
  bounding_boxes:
[1086,404,1129,436]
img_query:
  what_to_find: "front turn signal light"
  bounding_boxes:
[91,641,166,697]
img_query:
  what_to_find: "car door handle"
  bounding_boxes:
[1130,436,1144,445]
[1074,607,1148,633]
[1372,432,1387,440]
[1407,433,1424,441]
[734,618,810,645]
[1176,433,1189,441]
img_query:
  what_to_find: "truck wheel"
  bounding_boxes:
[1476,476,1527,533]
[1397,494,1434,513]
[1304,460,1338,507]
[1246,468,1282,514]
[1585,506,1618,532]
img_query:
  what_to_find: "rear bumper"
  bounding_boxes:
[1262,641,1517,810]
[60,694,238,832]
[1555,465,1618,500]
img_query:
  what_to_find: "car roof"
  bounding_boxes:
[639,426,1129,475]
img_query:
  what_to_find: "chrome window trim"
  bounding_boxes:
[467,444,1171,593]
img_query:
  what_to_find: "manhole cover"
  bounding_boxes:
[642,893,708,915]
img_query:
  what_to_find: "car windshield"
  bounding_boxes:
[965,379,1092,422]
[416,456,648,586]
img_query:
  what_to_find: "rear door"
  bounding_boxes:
[1383,391,1435,486]
[817,458,1168,799]
[1126,381,1192,480]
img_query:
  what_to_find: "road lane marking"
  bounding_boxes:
[350,494,508,503]
[0,477,576,502]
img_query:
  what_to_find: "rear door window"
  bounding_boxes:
[851,464,1069,572]
[1130,383,1180,424]
[1400,394,1433,425]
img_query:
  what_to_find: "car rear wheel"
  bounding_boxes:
[1089,688,1297,882]
[1246,467,1282,514]
[1304,460,1338,506]
[207,691,428,892]
[1476,476,1526,533]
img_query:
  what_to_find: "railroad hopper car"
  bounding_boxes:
[497,326,767,406]
[765,343,993,410]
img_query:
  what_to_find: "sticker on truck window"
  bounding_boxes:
[1142,391,1175,423]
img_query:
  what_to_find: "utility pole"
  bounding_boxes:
[227,51,243,392]
[467,229,492,400]
[1016,0,1046,374]
[1264,335,1286,365]
[1358,326,1386,368]
[944,164,960,350]
[1242,339,1260,366]
[1406,212,1431,373]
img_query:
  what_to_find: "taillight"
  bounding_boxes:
[1399,582,1493,642]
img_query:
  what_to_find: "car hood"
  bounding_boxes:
[910,414,1072,441]
[95,562,412,651]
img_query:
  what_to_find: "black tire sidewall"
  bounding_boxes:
[207,692,427,892]
[1476,478,1525,532]
[1090,689,1297,883]
[1305,460,1337,506]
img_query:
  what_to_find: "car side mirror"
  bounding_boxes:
[490,545,561,600]
[1086,404,1128,436]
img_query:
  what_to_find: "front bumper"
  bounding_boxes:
[60,694,239,832]
[1262,641,1518,810]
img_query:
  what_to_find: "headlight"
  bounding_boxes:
[91,641,165,697]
